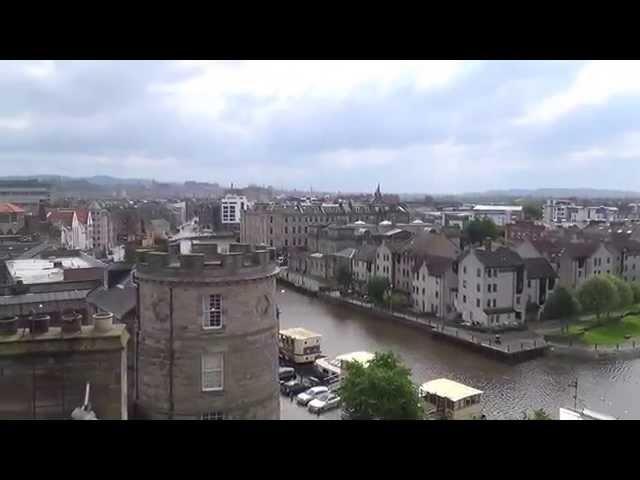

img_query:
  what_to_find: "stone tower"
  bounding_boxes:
[134,242,280,419]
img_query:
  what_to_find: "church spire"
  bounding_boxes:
[374,183,382,201]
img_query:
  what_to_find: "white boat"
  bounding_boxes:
[279,327,322,364]
[314,351,374,378]
[419,378,484,420]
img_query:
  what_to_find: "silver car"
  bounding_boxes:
[296,386,329,406]
[308,393,341,414]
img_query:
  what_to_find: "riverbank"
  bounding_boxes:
[276,275,547,363]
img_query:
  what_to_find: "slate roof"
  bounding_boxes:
[561,242,600,259]
[0,289,92,306]
[75,208,90,225]
[523,257,557,279]
[412,255,454,276]
[354,244,378,262]
[86,273,136,320]
[474,247,523,268]
[47,210,74,228]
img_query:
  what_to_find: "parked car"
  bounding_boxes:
[308,393,341,414]
[279,367,296,382]
[296,386,329,406]
[281,378,311,396]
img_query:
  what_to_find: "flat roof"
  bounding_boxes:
[280,327,322,340]
[420,378,483,402]
[5,256,105,284]
[335,351,374,365]
[473,205,523,212]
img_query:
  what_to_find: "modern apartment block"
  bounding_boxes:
[543,199,619,224]
[221,194,248,225]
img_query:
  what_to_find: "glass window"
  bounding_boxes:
[204,295,222,329]
[476,299,480,307]
[477,268,481,278]
[463,295,466,303]
[202,353,224,391]
[493,299,496,308]
[477,284,480,292]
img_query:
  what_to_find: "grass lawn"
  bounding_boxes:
[566,315,640,346]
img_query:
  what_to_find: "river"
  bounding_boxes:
[278,285,640,420]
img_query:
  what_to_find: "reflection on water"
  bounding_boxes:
[277,286,640,420]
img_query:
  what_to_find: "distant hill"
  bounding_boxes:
[457,188,640,200]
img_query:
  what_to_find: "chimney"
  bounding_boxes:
[0,315,18,335]
[61,311,82,334]
[484,237,492,252]
[30,313,50,334]
[93,312,114,332]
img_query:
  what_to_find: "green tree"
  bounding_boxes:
[523,408,552,420]
[541,287,581,321]
[339,351,424,420]
[463,218,499,245]
[577,276,619,321]
[522,203,542,220]
[336,265,352,291]
[606,274,633,311]
[630,282,640,304]
[367,276,390,305]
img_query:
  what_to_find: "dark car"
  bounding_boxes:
[279,367,296,382]
[281,378,312,396]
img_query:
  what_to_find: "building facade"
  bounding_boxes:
[0,180,51,214]
[221,194,248,225]
[0,203,26,235]
[135,243,280,420]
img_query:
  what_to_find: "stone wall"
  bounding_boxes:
[136,255,280,420]
[0,325,128,419]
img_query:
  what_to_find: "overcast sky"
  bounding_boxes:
[1,60,639,194]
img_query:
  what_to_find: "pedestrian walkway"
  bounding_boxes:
[331,295,548,362]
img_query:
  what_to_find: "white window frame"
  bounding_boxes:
[202,353,224,392]
[204,294,223,329]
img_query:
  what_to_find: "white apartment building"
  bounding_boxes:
[472,205,523,226]
[221,194,248,224]
[543,199,619,224]
[411,255,458,318]
[457,245,527,327]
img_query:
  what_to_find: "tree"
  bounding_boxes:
[577,276,619,321]
[541,286,581,321]
[630,281,640,304]
[606,274,633,311]
[336,265,352,291]
[522,203,542,220]
[523,408,552,420]
[339,351,424,420]
[463,218,499,245]
[367,276,390,305]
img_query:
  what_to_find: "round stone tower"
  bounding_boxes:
[135,242,280,420]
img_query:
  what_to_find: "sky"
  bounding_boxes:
[0,60,639,194]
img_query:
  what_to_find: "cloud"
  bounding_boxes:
[0,60,639,193]
[517,61,640,125]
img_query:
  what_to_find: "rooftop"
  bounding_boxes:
[419,378,483,402]
[5,256,106,284]
[0,325,128,354]
[559,407,616,420]
[0,203,25,214]
[473,247,523,268]
[280,327,322,340]
[473,205,523,212]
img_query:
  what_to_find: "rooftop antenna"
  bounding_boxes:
[71,382,98,420]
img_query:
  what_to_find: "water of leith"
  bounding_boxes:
[277,285,640,420]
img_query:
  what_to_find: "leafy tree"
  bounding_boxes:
[541,287,581,321]
[630,282,640,304]
[523,408,552,420]
[463,218,499,245]
[367,276,390,305]
[606,274,633,311]
[339,351,424,420]
[522,203,542,220]
[577,276,619,321]
[336,265,352,291]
